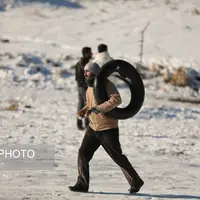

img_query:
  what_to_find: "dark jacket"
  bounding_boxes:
[74,57,90,88]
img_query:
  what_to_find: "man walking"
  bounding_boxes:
[72,47,92,130]
[69,62,144,193]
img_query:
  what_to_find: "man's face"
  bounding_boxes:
[84,70,92,79]
[84,51,92,59]
[84,70,96,86]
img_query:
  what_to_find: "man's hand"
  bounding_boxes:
[77,106,88,118]
[85,107,101,117]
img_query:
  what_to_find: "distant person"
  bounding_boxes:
[93,44,113,67]
[72,47,93,130]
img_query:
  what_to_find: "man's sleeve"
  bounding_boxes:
[96,81,122,113]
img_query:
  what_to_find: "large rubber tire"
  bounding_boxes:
[93,59,145,119]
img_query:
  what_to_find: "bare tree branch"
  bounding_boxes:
[139,22,150,64]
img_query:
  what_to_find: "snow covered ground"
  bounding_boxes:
[0,0,200,199]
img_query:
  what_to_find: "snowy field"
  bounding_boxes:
[0,0,200,199]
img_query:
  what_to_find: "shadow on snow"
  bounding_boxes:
[1,0,83,10]
[88,191,200,199]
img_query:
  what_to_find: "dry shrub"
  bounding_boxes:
[6,103,19,111]
[165,68,189,87]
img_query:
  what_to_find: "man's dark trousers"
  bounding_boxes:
[77,86,89,128]
[77,86,87,111]
[77,126,143,189]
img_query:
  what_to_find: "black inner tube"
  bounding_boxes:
[93,59,145,119]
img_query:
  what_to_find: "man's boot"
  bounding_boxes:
[129,179,144,194]
[68,182,88,192]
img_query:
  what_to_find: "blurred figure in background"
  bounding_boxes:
[72,47,93,130]
[93,43,113,67]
